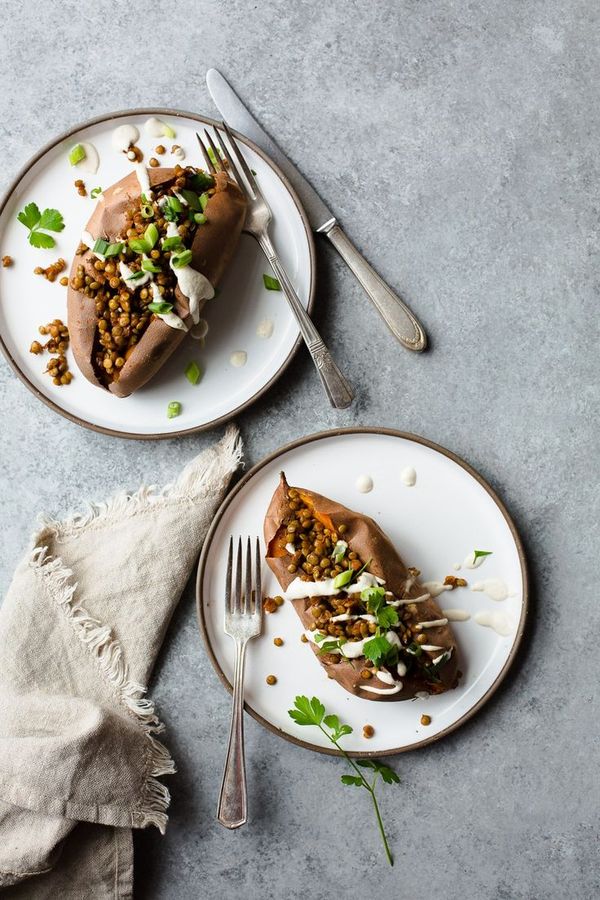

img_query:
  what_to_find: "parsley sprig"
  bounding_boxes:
[17,202,64,248]
[288,696,399,865]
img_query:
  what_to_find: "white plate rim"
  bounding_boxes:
[0,107,317,440]
[196,426,529,757]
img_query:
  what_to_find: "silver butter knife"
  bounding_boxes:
[206,69,427,352]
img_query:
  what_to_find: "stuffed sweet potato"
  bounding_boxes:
[67,164,246,397]
[265,474,459,701]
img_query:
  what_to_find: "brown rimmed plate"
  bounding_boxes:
[197,427,528,757]
[0,108,316,439]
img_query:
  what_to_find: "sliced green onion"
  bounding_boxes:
[332,540,348,563]
[180,189,201,210]
[90,186,102,199]
[194,212,207,225]
[263,273,281,291]
[162,236,184,251]
[126,270,146,281]
[333,569,354,590]
[171,249,192,269]
[199,192,210,211]
[140,203,154,219]
[141,256,161,273]
[92,238,109,256]
[69,144,86,166]
[128,238,149,254]
[104,241,124,258]
[207,146,222,166]
[185,360,203,385]
[169,195,183,212]
[167,401,181,419]
[189,171,214,192]
[162,123,176,139]
[251,169,257,175]
[149,300,173,314]
[144,223,159,249]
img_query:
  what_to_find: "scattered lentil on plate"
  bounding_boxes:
[363,724,375,738]
[420,714,432,726]
[2,255,12,267]
[266,675,277,686]
[273,637,284,647]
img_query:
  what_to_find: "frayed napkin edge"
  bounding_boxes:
[25,425,243,833]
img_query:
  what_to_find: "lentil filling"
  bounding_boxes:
[273,487,451,688]
[70,165,214,385]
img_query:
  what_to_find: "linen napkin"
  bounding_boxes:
[0,426,242,899]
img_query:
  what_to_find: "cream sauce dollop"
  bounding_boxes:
[112,123,140,152]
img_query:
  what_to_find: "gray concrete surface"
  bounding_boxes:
[1,1,599,898]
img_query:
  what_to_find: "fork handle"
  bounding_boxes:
[217,638,247,828]
[258,235,354,409]
[322,223,427,352]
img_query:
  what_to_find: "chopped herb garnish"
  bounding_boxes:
[104,242,124,258]
[162,236,184,252]
[128,238,149,254]
[199,192,210,211]
[68,144,86,166]
[141,203,154,219]
[171,249,192,269]
[363,634,394,666]
[144,223,159,248]
[333,569,353,590]
[263,273,281,291]
[332,540,348,563]
[162,195,183,222]
[162,123,176,139]
[167,401,181,418]
[141,256,162,273]
[90,186,102,199]
[189,171,214,192]
[148,300,173,314]
[180,189,201,210]
[406,641,423,657]
[17,203,64,249]
[194,212,207,225]
[473,550,493,562]
[377,606,400,629]
[125,270,146,281]
[288,696,398,865]
[185,360,203,385]
[361,586,386,608]
[92,238,110,256]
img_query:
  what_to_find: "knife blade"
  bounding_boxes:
[206,69,427,352]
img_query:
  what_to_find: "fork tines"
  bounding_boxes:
[225,536,262,617]
[196,126,259,202]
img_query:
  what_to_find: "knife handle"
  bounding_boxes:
[323,224,427,352]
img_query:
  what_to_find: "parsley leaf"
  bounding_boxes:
[357,760,401,784]
[341,774,363,786]
[473,550,493,561]
[288,695,325,727]
[17,203,64,249]
[287,695,398,865]
[377,606,399,629]
[38,208,64,232]
[363,634,393,666]
[263,273,281,291]
[29,231,56,249]
[17,202,41,230]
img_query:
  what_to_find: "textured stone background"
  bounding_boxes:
[1,1,598,898]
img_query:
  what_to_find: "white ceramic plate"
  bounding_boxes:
[0,109,315,438]
[197,428,527,756]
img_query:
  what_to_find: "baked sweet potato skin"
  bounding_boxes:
[264,473,459,702]
[67,168,246,398]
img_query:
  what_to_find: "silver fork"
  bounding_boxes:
[196,125,354,410]
[217,536,263,829]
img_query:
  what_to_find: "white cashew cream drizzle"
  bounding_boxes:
[471,579,511,602]
[415,618,449,630]
[474,611,513,636]
[112,123,140,153]
[442,608,471,621]
[400,466,417,486]
[422,581,453,598]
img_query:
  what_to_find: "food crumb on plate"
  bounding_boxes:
[266,674,277,685]
[230,350,247,368]
[273,637,284,647]
[363,724,375,738]
[420,714,432,726]
[2,255,12,267]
